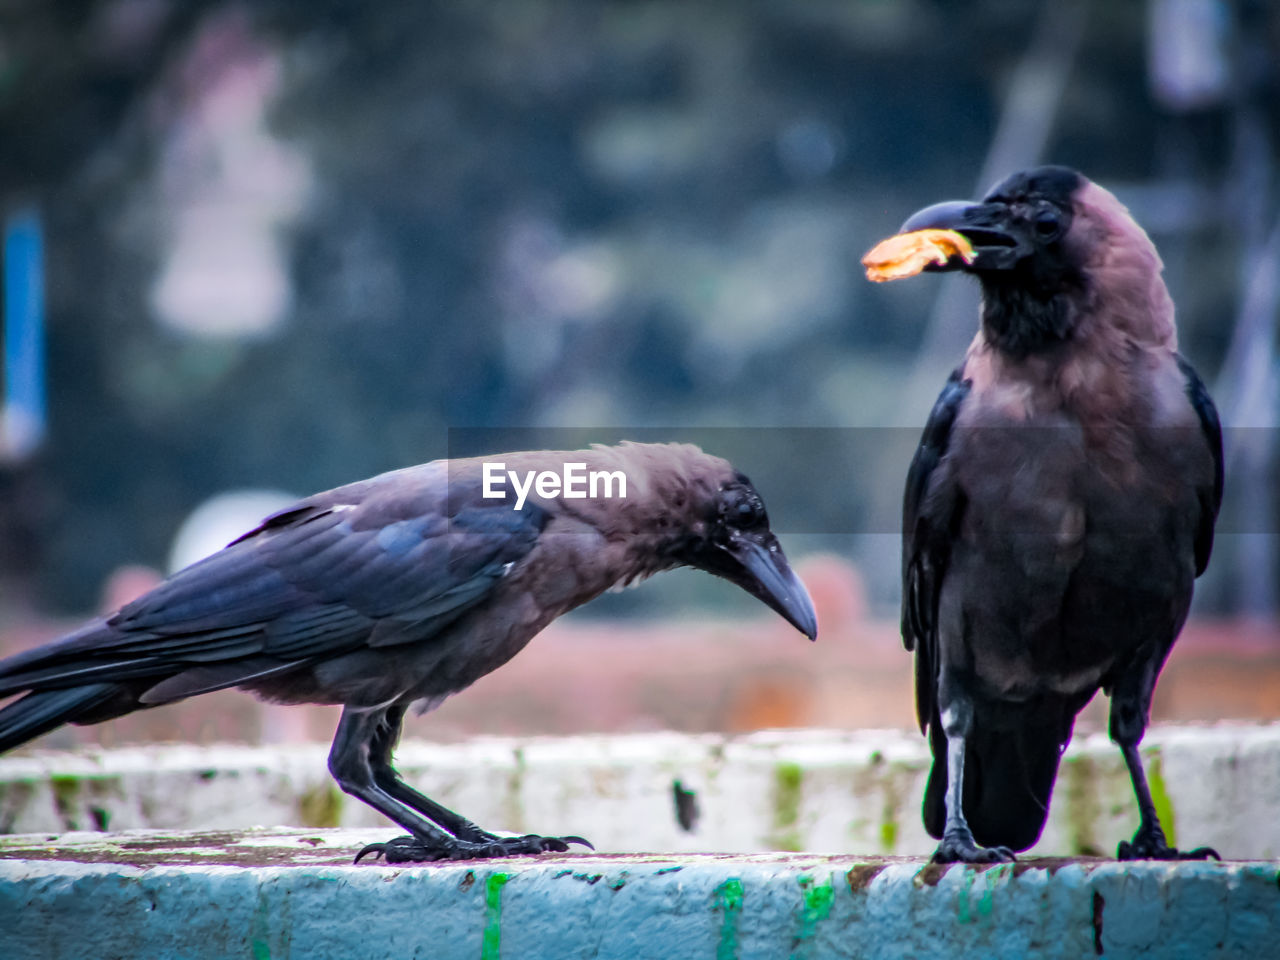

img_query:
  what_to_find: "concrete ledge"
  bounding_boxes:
[1,829,1278,959]
[3,724,1280,859]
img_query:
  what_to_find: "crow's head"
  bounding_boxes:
[669,469,818,640]
[520,442,818,640]
[900,165,1172,355]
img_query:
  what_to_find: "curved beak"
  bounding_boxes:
[900,200,1029,272]
[718,534,818,640]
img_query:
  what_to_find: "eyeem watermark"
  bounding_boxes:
[482,462,628,510]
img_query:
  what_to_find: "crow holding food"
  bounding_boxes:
[0,442,816,862]
[869,166,1223,863]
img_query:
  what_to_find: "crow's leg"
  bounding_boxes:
[1110,669,1218,861]
[327,705,464,860]
[366,704,495,843]
[365,703,592,857]
[931,679,1015,864]
[328,706,590,864]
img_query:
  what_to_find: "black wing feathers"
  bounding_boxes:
[902,368,970,733]
[0,468,549,708]
[1175,353,1223,577]
[902,367,970,649]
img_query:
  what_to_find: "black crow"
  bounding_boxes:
[884,167,1222,862]
[0,442,817,862]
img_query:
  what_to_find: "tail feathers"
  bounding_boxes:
[0,658,165,698]
[0,619,115,679]
[923,717,1066,854]
[0,683,123,753]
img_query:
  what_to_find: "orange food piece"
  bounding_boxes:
[862,229,976,282]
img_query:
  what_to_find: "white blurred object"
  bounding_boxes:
[1148,0,1233,112]
[168,488,298,573]
[150,10,311,338]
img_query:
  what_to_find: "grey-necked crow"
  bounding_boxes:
[0,442,817,861]
[887,167,1222,863]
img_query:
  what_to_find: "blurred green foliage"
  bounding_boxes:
[0,0,1275,614]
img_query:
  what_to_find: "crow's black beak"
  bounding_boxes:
[719,534,818,640]
[901,200,1029,272]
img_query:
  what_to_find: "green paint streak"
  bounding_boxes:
[1145,748,1177,847]
[770,762,804,852]
[977,864,1010,919]
[481,872,510,960]
[250,888,272,960]
[956,866,976,924]
[714,878,744,960]
[791,874,835,958]
[297,783,344,828]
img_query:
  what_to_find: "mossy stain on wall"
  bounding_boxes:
[297,782,344,829]
[770,761,804,852]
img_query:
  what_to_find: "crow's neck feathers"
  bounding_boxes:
[972,179,1176,386]
[978,279,1076,357]
[494,442,733,588]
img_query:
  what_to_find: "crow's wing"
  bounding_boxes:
[901,367,970,733]
[1175,353,1223,577]
[0,462,547,701]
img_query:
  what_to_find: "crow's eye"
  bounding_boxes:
[720,488,766,528]
[1033,208,1062,240]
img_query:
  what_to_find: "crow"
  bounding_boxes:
[0,442,817,862]
[890,167,1223,863]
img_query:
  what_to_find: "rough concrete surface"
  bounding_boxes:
[0,829,1277,960]
[3,724,1280,860]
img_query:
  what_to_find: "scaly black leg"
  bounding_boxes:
[1110,670,1218,861]
[931,684,1015,864]
[328,705,591,863]
[365,704,495,843]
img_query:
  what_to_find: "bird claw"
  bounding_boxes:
[932,832,1016,865]
[353,832,593,864]
[1117,834,1220,862]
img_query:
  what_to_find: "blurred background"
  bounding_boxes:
[0,0,1277,749]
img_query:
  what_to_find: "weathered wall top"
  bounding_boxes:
[1,829,1278,960]
[3,724,1279,859]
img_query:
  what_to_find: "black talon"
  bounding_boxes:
[353,831,594,864]
[1117,837,1221,862]
[1184,846,1221,861]
[933,830,1016,865]
[354,843,388,864]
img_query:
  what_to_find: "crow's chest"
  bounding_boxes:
[941,410,1195,695]
[948,403,1188,577]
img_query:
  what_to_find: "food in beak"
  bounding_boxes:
[862,228,975,282]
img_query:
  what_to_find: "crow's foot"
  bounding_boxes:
[1117,829,1219,861]
[354,832,593,864]
[932,831,1016,865]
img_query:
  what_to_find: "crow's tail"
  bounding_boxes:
[923,708,1073,854]
[0,683,123,753]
